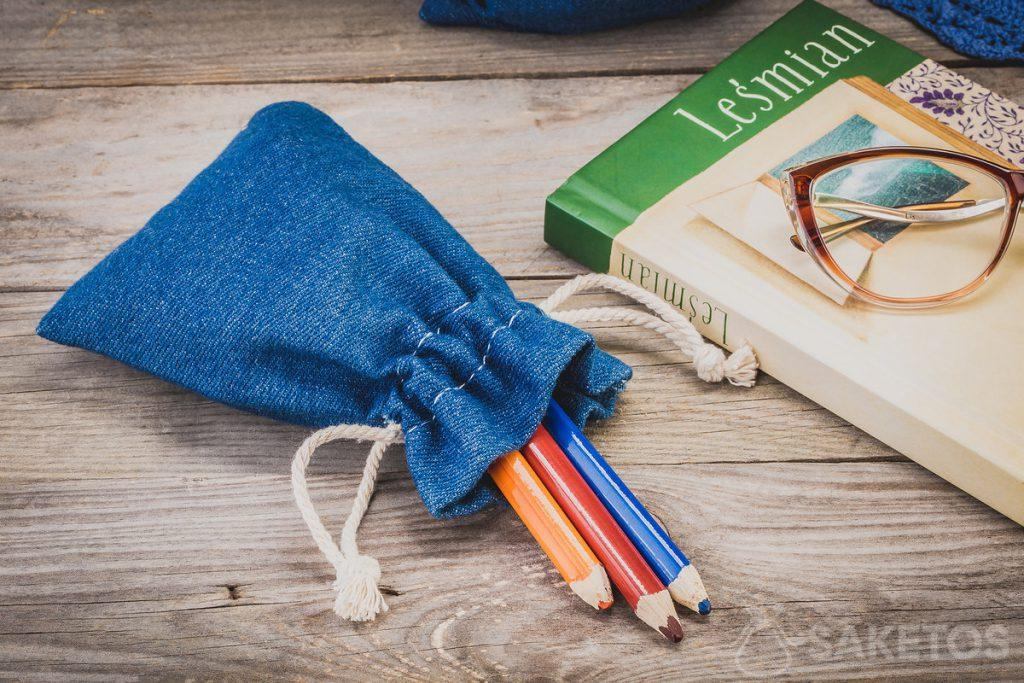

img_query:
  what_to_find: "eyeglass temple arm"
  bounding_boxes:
[789,196,1006,252]
[815,194,1006,223]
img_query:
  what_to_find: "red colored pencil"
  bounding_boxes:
[521,425,684,643]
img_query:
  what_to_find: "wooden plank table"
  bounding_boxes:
[1,1,1022,679]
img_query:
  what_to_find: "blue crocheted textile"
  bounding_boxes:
[872,0,1024,61]
[38,101,632,519]
[419,0,713,34]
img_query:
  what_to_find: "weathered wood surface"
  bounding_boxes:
[0,0,982,90]
[3,67,1023,291]
[2,0,1024,678]
[0,76,675,289]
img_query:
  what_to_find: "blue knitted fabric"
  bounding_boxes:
[37,101,631,519]
[872,0,1024,61]
[419,0,713,34]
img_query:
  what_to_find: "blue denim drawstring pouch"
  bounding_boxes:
[38,101,757,622]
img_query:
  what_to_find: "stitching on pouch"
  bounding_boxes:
[408,300,472,361]
[405,308,524,435]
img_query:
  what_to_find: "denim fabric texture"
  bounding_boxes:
[38,101,632,519]
[419,0,713,34]
[872,0,1024,62]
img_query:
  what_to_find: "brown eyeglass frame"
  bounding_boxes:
[780,146,1024,308]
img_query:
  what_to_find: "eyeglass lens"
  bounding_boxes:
[809,156,1010,300]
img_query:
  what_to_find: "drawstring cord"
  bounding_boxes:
[290,273,758,622]
[538,274,757,386]
[291,423,403,621]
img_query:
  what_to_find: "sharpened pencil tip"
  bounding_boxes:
[570,565,614,611]
[669,564,710,614]
[636,590,682,640]
[660,616,684,643]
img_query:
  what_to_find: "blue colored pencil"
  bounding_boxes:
[543,399,711,615]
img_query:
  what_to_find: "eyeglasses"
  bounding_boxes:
[780,147,1024,308]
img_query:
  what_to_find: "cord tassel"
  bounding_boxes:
[332,554,386,622]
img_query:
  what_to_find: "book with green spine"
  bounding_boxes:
[545,0,1024,523]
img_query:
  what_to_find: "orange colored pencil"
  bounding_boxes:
[489,451,613,610]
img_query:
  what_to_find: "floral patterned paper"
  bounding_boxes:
[888,59,1024,166]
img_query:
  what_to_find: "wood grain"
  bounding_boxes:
[0,0,981,90]
[3,68,1024,291]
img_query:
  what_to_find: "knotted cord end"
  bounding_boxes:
[723,344,758,388]
[693,342,758,387]
[332,554,388,622]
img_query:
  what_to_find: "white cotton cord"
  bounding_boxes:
[540,273,758,387]
[291,423,402,622]
[290,273,758,623]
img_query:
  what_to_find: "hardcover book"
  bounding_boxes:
[545,0,1024,523]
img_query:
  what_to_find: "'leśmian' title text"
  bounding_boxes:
[674,24,876,141]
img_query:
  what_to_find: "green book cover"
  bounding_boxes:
[543,0,1024,527]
